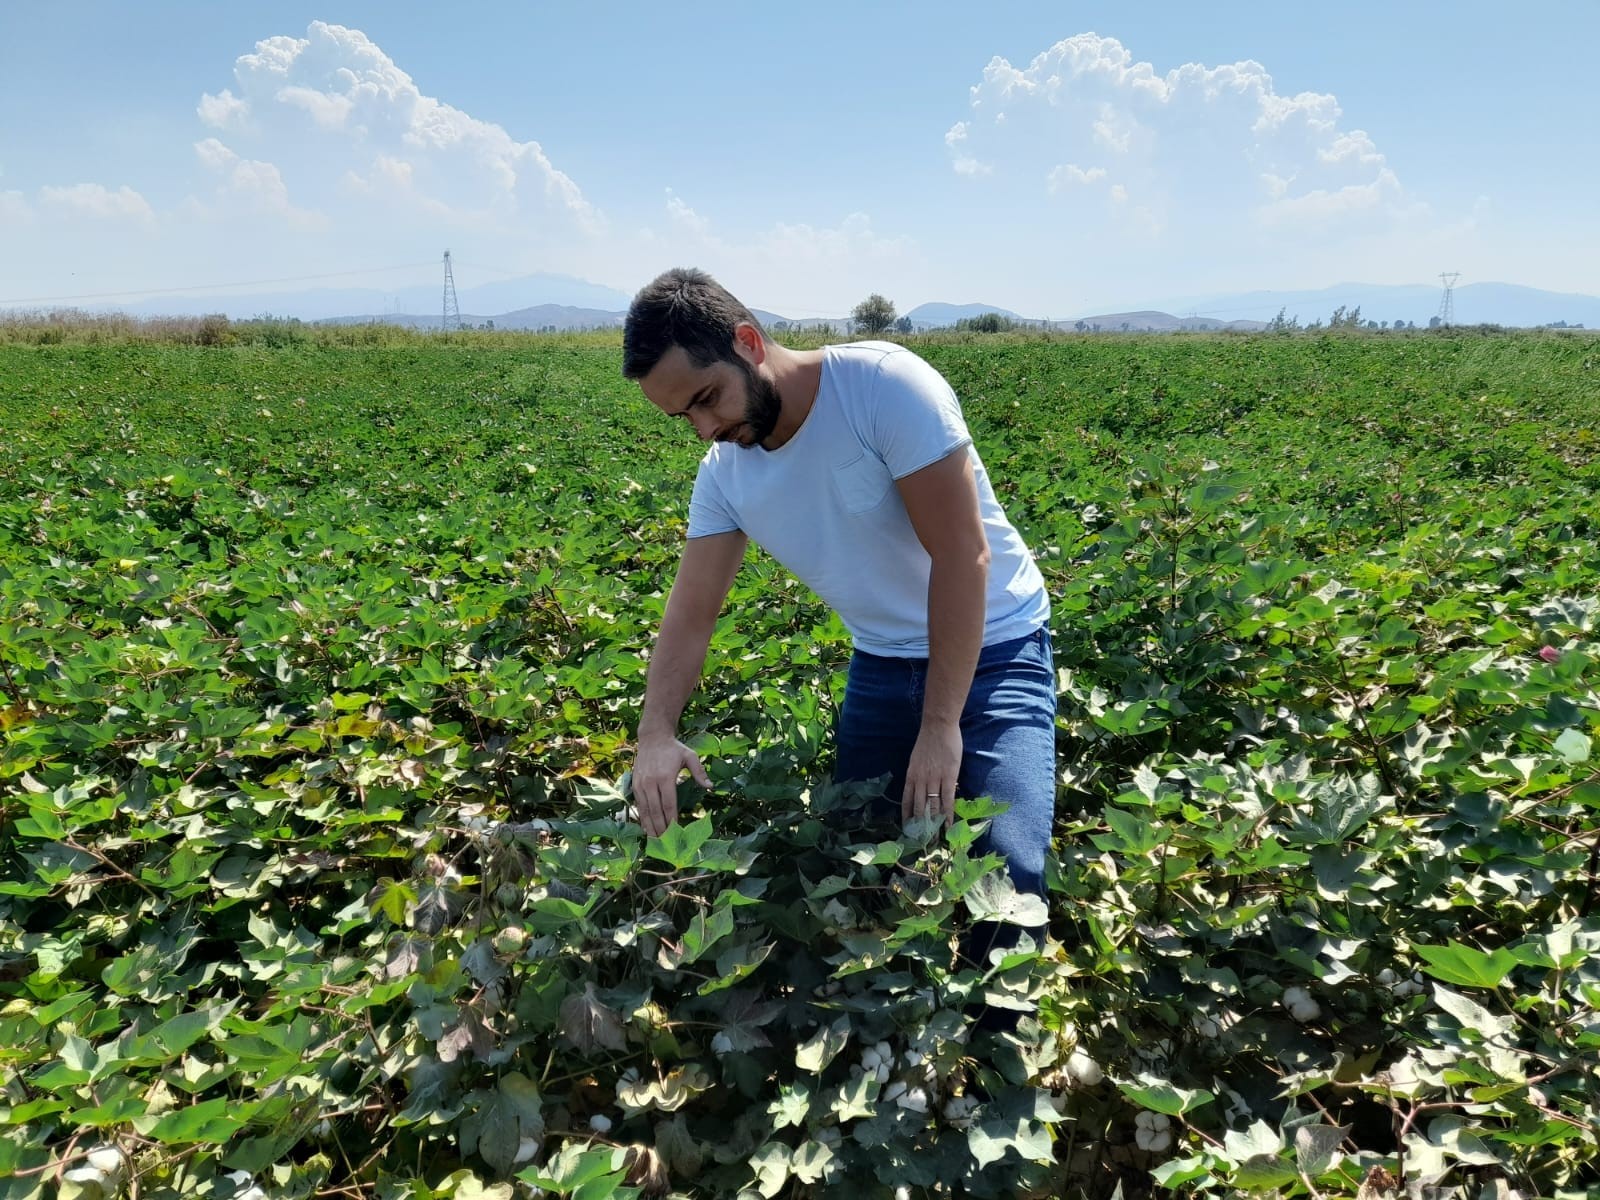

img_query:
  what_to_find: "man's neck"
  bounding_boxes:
[762,343,825,449]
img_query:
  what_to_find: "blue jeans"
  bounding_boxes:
[833,626,1057,907]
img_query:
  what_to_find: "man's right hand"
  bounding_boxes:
[630,737,712,836]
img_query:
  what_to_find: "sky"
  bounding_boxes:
[2,2,1596,321]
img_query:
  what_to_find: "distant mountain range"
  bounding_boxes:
[10,272,1595,332]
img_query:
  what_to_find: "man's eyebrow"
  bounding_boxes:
[671,385,712,417]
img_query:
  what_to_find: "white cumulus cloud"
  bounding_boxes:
[197,87,249,129]
[948,33,1417,237]
[192,138,328,231]
[206,20,601,235]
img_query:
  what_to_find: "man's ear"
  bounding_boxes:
[733,321,765,366]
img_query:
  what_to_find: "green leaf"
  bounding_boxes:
[767,1083,812,1130]
[1294,1124,1348,1176]
[1117,1073,1214,1116]
[795,1016,850,1074]
[1430,985,1515,1040]
[829,1070,877,1122]
[1150,1154,1214,1188]
[1222,1119,1284,1162]
[1414,941,1519,988]
[968,1117,1053,1169]
[1230,1154,1299,1189]
[645,816,712,869]
[748,1141,790,1199]
[962,871,1049,927]
[371,878,416,926]
[143,1096,259,1143]
[559,983,627,1053]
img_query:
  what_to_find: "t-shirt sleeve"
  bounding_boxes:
[686,461,740,538]
[861,349,973,479]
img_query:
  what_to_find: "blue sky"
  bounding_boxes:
[1,2,1595,319]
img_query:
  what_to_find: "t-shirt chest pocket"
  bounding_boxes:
[831,450,894,514]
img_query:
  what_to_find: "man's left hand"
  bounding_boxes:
[903,722,961,829]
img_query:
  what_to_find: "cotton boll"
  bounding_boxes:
[1135,1124,1174,1153]
[589,1113,613,1135]
[896,1087,929,1114]
[513,1136,542,1165]
[83,1147,125,1177]
[1065,1047,1104,1086]
[883,1080,907,1103]
[942,1095,979,1127]
[1282,986,1322,1022]
[875,1062,890,1084]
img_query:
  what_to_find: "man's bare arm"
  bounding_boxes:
[631,530,748,835]
[895,450,990,827]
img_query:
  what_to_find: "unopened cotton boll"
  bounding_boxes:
[1282,986,1322,1022]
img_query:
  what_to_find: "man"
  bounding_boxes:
[621,267,1056,907]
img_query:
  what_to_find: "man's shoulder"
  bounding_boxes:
[824,340,934,395]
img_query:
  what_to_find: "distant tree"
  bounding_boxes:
[1266,307,1300,333]
[1428,316,1442,329]
[1328,305,1363,330]
[894,315,913,334]
[1074,320,1088,333]
[851,294,897,335]
[956,312,1015,334]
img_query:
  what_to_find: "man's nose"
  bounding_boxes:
[690,412,716,440]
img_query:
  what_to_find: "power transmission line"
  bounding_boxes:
[0,261,439,307]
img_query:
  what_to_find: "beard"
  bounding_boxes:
[737,362,783,447]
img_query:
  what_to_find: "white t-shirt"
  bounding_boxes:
[686,341,1050,656]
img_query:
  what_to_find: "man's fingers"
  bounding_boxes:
[686,751,711,789]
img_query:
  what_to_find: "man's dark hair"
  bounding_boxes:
[622,267,766,380]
